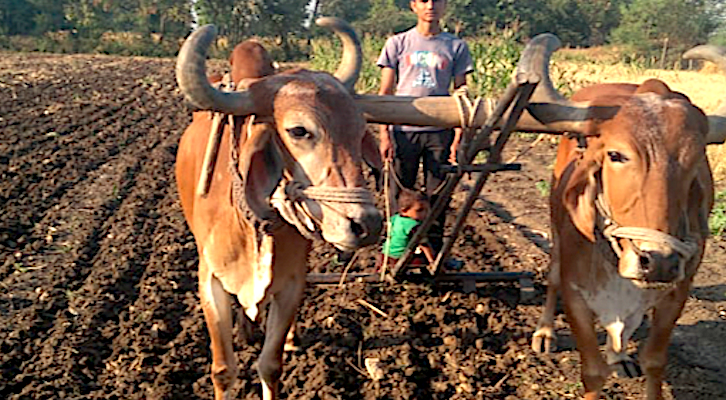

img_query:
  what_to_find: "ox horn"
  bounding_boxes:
[355,33,594,133]
[683,44,726,144]
[515,34,592,133]
[177,19,362,114]
[315,17,362,93]
[176,25,256,115]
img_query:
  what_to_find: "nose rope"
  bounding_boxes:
[269,179,375,240]
[595,193,698,260]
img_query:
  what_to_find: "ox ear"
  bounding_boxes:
[362,129,383,171]
[238,119,283,221]
[637,78,692,102]
[361,129,383,189]
[562,158,600,242]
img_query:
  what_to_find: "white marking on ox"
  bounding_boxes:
[571,263,667,364]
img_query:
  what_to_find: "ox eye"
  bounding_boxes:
[607,151,628,163]
[287,126,311,139]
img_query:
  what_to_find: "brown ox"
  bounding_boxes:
[527,44,726,399]
[175,19,382,400]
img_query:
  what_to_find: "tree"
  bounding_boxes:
[0,0,38,35]
[134,0,193,42]
[611,0,719,66]
[496,0,625,47]
[27,0,69,34]
[316,0,371,25]
[63,0,114,37]
[442,0,499,36]
[573,0,622,46]
[356,0,416,35]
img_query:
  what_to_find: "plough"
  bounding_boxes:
[307,73,549,301]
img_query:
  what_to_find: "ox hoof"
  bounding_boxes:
[284,342,300,352]
[612,359,642,378]
[531,327,557,354]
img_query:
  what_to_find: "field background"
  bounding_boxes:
[0,45,725,400]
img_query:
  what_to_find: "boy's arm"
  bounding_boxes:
[419,243,436,264]
[379,67,397,161]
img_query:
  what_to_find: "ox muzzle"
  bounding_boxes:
[601,226,697,288]
[596,195,698,288]
[271,181,382,251]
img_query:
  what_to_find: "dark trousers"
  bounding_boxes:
[390,128,453,252]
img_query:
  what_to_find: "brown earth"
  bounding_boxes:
[1,52,725,400]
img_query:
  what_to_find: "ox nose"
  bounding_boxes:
[350,211,382,247]
[639,251,681,282]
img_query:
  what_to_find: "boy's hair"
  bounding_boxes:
[397,189,429,212]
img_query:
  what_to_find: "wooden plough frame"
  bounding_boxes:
[308,74,543,300]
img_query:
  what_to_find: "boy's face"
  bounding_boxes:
[410,0,446,24]
[402,201,429,221]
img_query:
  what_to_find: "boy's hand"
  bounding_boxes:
[448,139,460,164]
[380,128,394,161]
[449,127,463,164]
[420,244,436,264]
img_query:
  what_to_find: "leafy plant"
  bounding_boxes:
[468,26,522,97]
[535,180,550,197]
[709,189,726,236]
[310,34,386,94]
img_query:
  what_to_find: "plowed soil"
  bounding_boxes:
[1,52,725,400]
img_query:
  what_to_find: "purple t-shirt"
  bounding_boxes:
[377,28,474,132]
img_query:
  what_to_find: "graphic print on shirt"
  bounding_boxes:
[405,51,448,89]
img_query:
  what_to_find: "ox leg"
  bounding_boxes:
[258,274,305,400]
[532,259,560,354]
[640,283,690,400]
[199,272,237,400]
[563,288,609,400]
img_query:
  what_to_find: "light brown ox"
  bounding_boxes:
[175,18,383,400]
[528,45,726,399]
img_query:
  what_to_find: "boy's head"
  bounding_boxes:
[398,189,430,221]
[410,0,446,24]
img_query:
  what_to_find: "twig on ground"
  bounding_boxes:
[338,250,360,287]
[507,133,546,164]
[356,298,389,318]
[345,358,370,378]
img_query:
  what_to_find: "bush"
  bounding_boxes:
[468,27,522,97]
[710,190,726,237]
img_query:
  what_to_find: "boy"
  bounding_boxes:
[377,0,473,252]
[380,190,435,269]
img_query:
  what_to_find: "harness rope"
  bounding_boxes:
[592,176,698,262]
[380,159,393,280]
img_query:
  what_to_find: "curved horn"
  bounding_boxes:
[176,25,256,115]
[315,17,362,92]
[683,44,726,144]
[516,34,593,133]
